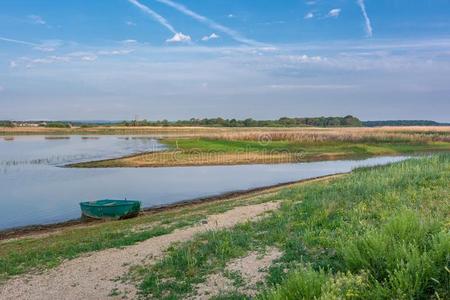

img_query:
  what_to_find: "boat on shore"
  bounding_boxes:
[80,199,141,220]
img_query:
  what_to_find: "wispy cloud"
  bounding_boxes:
[279,54,326,64]
[121,39,138,44]
[0,85,4,92]
[357,0,373,37]
[28,15,46,25]
[201,33,220,41]
[128,0,176,34]
[11,48,135,68]
[327,8,341,18]
[304,12,314,20]
[125,20,137,26]
[155,0,264,46]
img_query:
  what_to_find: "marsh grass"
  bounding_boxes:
[133,155,450,299]
[72,137,450,168]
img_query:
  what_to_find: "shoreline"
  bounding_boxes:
[0,173,345,240]
[65,150,411,168]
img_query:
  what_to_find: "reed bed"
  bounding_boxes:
[3,125,450,143]
[208,127,450,143]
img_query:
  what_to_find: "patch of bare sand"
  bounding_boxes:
[0,201,280,300]
[190,247,282,299]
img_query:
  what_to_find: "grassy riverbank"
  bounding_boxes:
[70,138,450,168]
[0,177,330,282]
[129,155,450,299]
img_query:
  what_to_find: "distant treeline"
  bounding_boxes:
[119,115,363,127]
[363,120,450,127]
[3,117,449,128]
[0,121,15,127]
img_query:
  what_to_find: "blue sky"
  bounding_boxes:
[1,0,450,121]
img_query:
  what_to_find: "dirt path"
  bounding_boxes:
[190,247,283,299]
[0,201,280,300]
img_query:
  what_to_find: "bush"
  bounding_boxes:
[0,121,15,127]
[44,122,71,128]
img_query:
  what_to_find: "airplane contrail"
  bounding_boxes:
[155,0,264,46]
[357,0,373,37]
[0,36,38,46]
[128,0,176,33]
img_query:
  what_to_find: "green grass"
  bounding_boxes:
[132,155,450,299]
[162,138,450,158]
[0,192,278,282]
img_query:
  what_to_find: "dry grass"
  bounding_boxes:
[3,125,450,143]
[211,127,450,143]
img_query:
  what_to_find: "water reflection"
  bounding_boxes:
[0,135,164,171]
[0,135,409,230]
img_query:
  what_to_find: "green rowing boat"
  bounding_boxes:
[80,199,141,220]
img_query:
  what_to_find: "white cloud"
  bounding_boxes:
[128,0,176,34]
[97,49,135,55]
[33,40,63,52]
[201,33,220,41]
[121,39,138,44]
[156,0,265,46]
[28,15,46,25]
[327,8,341,18]
[81,55,98,61]
[166,32,192,43]
[304,12,314,19]
[280,54,326,63]
[125,21,137,26]
[357,0,373,38]
[0,85,4,92]
[9,61,17,68]
[228,14,235,18]
[33,45,56,52]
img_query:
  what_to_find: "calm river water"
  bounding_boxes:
[0,135,407,230]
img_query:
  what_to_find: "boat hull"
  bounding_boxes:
[80,200,141,220]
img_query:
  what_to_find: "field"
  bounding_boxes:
[64,126,450,167]
[1,155,449,299]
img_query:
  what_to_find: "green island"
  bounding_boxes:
[70,136,450,168]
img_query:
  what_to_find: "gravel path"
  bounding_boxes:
[0,201,280,300]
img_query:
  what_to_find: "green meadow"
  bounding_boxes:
[130,155,450,299]
[162,138,450,156]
